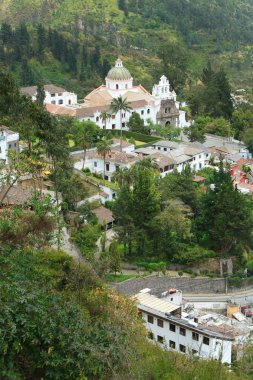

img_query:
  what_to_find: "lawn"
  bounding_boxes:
[87,174,119,191]
[105,273,139,283]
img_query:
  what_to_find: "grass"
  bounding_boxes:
[87,174,119,191]
[105,272,150,283]
[105,273,137,283]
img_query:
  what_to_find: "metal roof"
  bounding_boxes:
[134,292,180,314]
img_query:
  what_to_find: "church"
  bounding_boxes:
[41,58,188,129]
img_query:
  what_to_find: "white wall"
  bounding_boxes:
[0,130,19,162]
[141,311,232,364]
[45,91,77,106]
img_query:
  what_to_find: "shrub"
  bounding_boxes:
[228,276,243,288]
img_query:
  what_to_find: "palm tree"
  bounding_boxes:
[73,120,99,168]
[99,111,111,132]
[97,137,112,183]
[110,96,132,152]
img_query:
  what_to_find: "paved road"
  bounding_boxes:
[184,287,253,305]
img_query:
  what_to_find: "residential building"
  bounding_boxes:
[20,85,77,106]
[0,126,19,163]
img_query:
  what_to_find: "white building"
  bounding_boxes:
[151,140,210,173]
[135,292,234,364]
[20,85,77,106]
[44,58,189,130]
[0,126,19,163]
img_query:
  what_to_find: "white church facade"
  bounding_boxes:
[25,58,188,130]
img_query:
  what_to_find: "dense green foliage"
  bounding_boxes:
[2,0,253,94]
[113,161,253,262]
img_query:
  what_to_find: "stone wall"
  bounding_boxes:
[111,275,227,296]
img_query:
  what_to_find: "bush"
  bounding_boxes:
[178,270,184,277]
[136,260,167,272]
[228,276,243,288]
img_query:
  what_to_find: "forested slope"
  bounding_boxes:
[1,0,253,94]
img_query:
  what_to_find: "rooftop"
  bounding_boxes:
[134,292,180,315]
[20,84,69,97]
[0,185,32,206]
[91,206,114,225]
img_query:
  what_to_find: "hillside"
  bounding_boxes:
[1,1,253,96]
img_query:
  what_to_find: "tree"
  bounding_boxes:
[242,128,253,153]
[158,42,189,90]
[184,123,206,143]
[36,82,45,107]
[99,110,111,131]
[128,112,147,134]
[96,137,112,182]
[110,96,132,152]
[187,64,233,120]
[108,240,122,276]
[113,181,134,255]
[73,120,100,168]
[231,103,253,140]
[196,162,253,254]
[159,165,198,212]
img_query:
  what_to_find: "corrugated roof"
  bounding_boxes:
[134,292,180,314]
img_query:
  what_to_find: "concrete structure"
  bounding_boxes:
[135,291,235,364]
[20,85,77,106]
[0,126,19,163]
[135,291,253,365]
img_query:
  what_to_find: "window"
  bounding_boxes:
[116,84,119,90]
[147,109,150,114]
[14,143,17,147]
[169,323,176,332]
[68,99,71,105]
[58,93,62,96]
[112,114,116,119]
[180,344,186,353]
[165,108,168,113]
[141,110,144,115]
[164,148,167,151]
[112,124,116,129]
[9,144,11,149]
[199,155,201,158]
[105,163,110,171]
[148,315,154,324]
[51,100,56,104]
[157,335,164,344]
[122,122,125,128]
[148,331,154,340]
[203,336,210,345]
[96,116,99,122]
[58,99,63,104]
[125,84,128,89]
[192,332,199,341]
[51,93,55,97]
[157,319,164,328]
[180,327,186,336]
[104,175,109,181]
[94,162,97,167]
[158,147,161,150]
[169,340,176,349]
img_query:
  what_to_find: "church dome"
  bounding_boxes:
[106,58,132,81]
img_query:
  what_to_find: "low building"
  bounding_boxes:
[134,291,249,364]
[20,85,77,106]
[91,206,114,229]
[0,126,19,163]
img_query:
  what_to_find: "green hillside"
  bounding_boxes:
[1,0,253,95]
